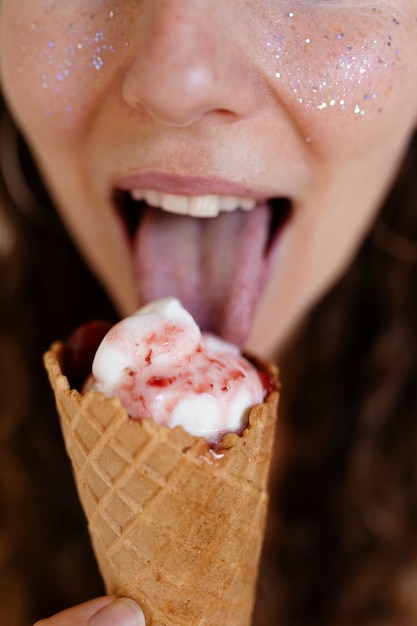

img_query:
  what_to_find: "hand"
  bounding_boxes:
[33,596,146,626]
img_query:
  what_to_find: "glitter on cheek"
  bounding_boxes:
[16,11,119,124]
[267,7,406,123]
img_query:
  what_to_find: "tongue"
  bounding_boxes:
[133,204,271,346]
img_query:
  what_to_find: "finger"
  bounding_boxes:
[33,597,113,626]
[33,596,146,626]
[90,598,146,626]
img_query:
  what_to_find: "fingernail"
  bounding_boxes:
[90,598,146,626]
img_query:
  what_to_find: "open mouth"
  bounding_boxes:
[113,189,292,346]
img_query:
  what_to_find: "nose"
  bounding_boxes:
[121,1,259,126]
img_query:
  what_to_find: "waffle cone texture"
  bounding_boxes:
[44,342,279,626]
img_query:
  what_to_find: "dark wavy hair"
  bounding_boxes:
[1,92,417,624]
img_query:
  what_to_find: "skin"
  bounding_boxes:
[1,1,417,358]
[33,596,146,626]
[0,1,416,621]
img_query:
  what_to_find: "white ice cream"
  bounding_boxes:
[84,298,265,443]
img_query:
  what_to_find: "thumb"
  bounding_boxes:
[34,596,146,626]
[89,598,146,626]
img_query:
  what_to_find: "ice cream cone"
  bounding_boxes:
[44,341,279,626]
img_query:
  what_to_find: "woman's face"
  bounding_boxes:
[1,1,416,356]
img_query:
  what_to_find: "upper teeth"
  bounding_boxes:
[130,190,257,217]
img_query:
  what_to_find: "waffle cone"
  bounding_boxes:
[44,342,279,626]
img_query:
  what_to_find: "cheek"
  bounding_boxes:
[0,3,127,138]
[263,4,415,149]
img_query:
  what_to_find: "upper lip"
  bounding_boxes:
[112,170,276,201]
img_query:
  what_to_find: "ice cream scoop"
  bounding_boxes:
[84,298,266,443]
